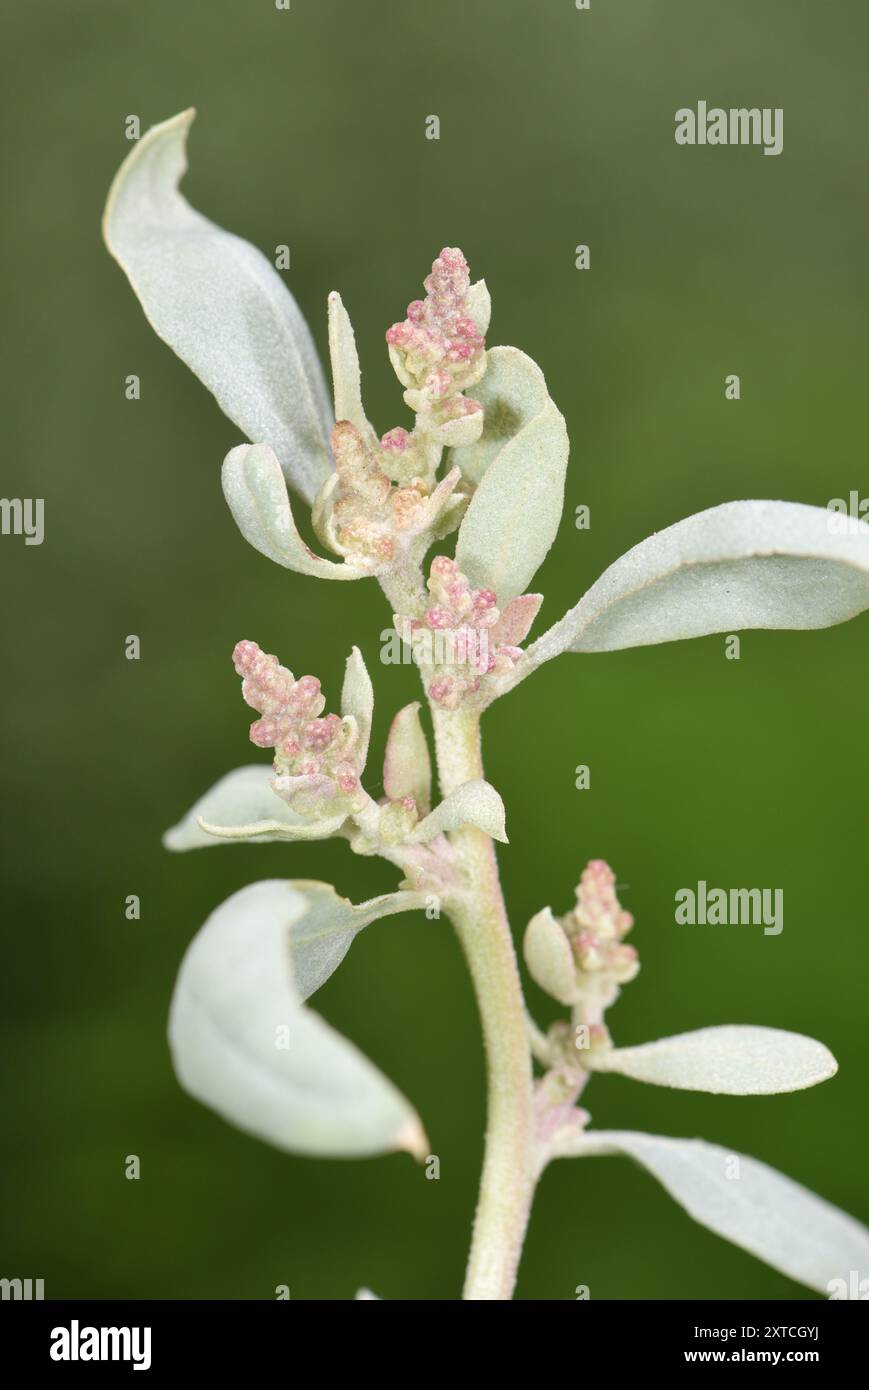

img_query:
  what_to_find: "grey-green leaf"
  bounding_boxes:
[523,907,577,1005]
[586,1025,837,1095]
[328,291,377,445]
[340,647,374,769]
[383,702,432,815]
[103,109,333,504]
[555,1129,869,1295]
[279,879,425,1000]
[163,765,346,850]
[455,361,569,604]
[222,443,364,578]
[450,346,549,486]
[169,880,428,1159]
[528,500,869,663]
[411,779,508,844]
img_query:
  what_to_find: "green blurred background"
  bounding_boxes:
[1,0,867,1300]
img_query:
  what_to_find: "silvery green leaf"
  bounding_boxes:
[523,907,577,1005]
[163,765,346,850]
[274,879,426,1000]
[465,279,491,336]
[169,880,428,1159]
[528,501,869,664]
[383,702,432,816]
[411,779,507,844]
[222,443,365,578]
[555,1129,869,1295]
[102,109,333,505]
[455,370,569,604]
[341,646,374,769]
[328,291,377,445]
[355,1288,382,1300]
[450,347,549,486]
[587,1025,837,1094]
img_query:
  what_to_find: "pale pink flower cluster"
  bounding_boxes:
[386,247,486,445]
[563,860,639,1005]
[315,247,486,570]
[407,556,540,710]
[321,420,457,569]
[232,640,361,815]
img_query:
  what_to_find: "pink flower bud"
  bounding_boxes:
[232,641,294,716]
[380,427,413,453]
[335,762,359,795]
[303,714,341,751]
[287,675,323,717]
[232,639,260,675]
[249,718,282,748]
[424,606,455,630]
[430,556,458,578]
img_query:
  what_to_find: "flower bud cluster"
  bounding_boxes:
[232,640,363,817]
[563,860,639,1017]
[386,247,486,448]
[313,247,488,573]
[314,421,459,572]
[401,557,537,709]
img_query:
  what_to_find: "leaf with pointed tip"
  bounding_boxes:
[383,703,432,815]
[328,291,377,445]
[553,1129,869,1295]
[523,907,577,1005]
[456,372,568,604]
[341,647,374,769]
[102,109,333,504]
[587,1025,837,1094]
[163,766,346,850]
[169,880,427,1159]
[411,779,507,844]
[451,346,550,487]
[222,443,364,578]
[528,501,869,664]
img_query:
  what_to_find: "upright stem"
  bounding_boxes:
[431,706,536,1300]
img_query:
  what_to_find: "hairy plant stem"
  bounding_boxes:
[378,559,427,617]
[431,704,536,1300]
